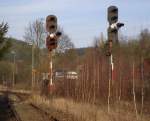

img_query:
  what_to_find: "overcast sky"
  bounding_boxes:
[0,0,150,47]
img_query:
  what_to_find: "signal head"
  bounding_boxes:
[46,15,57,33]
[108,6,118,24]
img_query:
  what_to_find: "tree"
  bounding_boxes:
[23,18,46,79]
[93,33,105,49]
[0,61,13,84]
[24,18,46,48]
[56,28,74,53]
[0,22,11,59]
[53,28,76,70]
[0,22,8,39]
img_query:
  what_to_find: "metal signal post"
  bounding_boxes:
[107,6,124,81]
[107,6,124,112]
[46,15,61,88]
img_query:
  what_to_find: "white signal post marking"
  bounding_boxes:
[50,60,53,85]
[111,54,114,70]
[111,54,114,81]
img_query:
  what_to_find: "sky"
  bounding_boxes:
[0,0,150,48]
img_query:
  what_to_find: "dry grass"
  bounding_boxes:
[30,95,150,121]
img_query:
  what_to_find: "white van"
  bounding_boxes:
[66,71,78,79]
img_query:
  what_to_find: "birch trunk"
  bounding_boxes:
[132,62,138,120]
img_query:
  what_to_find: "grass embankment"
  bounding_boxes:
[31,95,150,121]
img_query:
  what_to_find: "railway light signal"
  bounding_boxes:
[46,15,57,33]
[107,6,124,44]
[46,32,62,51]
[46,15,62,52]
[45,14,62,90]
[107,6,125,112]
[46,34,57,51]
[108,6,118,24]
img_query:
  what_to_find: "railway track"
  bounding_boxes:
[30,103,59,121]
[0,93,22,121]
[9,102,22,121]
[12,92,60,121]
[1,92,62,121]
